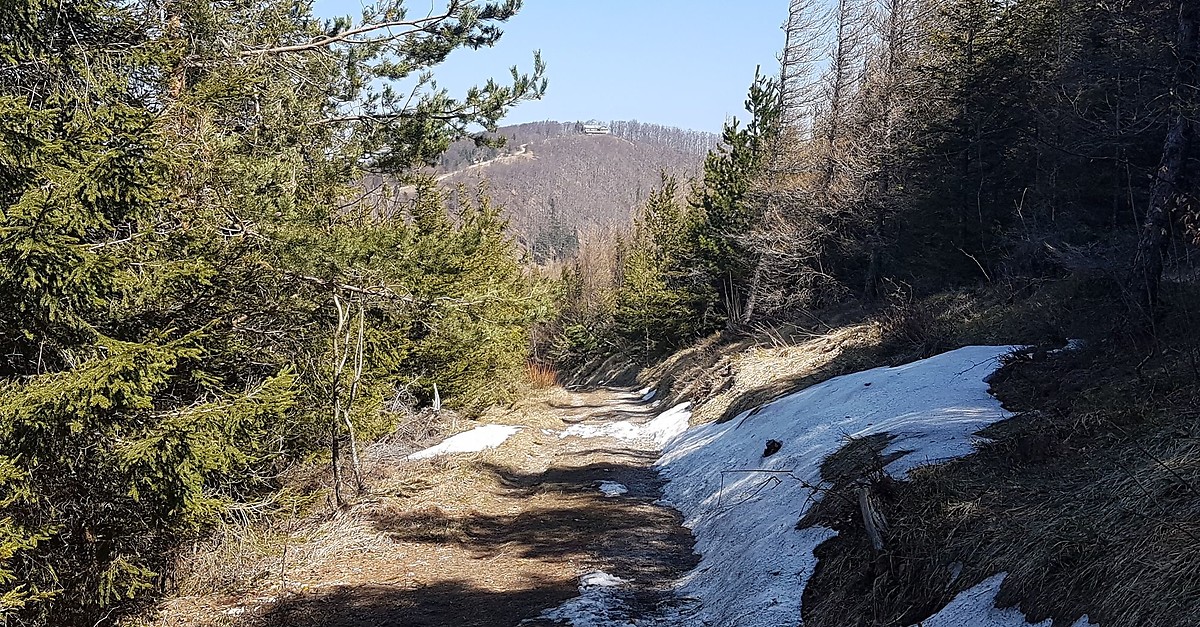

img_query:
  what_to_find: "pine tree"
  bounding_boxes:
[0,0,548,623]
[691,69,781,322]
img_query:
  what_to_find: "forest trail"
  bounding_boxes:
[391,143,534,197]
[441,142,534,180]
[159,388,696,627]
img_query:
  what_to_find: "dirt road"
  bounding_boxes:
[163,388,696,627]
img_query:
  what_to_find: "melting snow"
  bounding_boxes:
[597,481,629,497]
[655,345,1020,627]
[407,424,521,460]
[560,402,692,446]
[581,571,628,587]
[527,571,633,626]
[915,574,1096,627]
[543,345,1083,627]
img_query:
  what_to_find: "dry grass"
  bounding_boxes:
[635,283,1071,430]
[138,384,674,627]
[525,362,559,389]
[799,286,1200,627]
[699,324,889,424]
[638,321,905,427]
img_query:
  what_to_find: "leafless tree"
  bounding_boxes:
[852,0,929,297]
[778,0,832,142]
[816,0,871,197]
[1132,0,1198,314]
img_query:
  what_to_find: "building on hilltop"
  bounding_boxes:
[578,120,611,135]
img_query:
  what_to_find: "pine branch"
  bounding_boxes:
[239,8,461,56]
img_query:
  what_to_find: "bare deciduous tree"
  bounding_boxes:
[1132,0,1198,313]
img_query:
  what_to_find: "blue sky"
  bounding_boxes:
[312,1,788,133]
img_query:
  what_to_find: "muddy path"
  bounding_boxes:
[213,388,697,627]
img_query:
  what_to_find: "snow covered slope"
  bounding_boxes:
[538,345,1094,627]
[655,345,1020,627]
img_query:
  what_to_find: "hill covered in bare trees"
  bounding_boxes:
[436,121,719,261]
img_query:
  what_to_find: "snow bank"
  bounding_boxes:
[657,345,1018,627]
[915,574,1095,627]
[560,402,691,446]
[407,424,521,460]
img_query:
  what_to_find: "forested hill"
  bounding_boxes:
[433,121,718,262]
[437,120,719,172]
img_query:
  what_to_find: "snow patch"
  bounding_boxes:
[914,573,1096,627]
[1048,338,1086,355]
[407,424,521,460]
[656,345,1019,627]
[581,571,628,588]
[560,402,691,446]
[562,421,639,441]
[526,571,633,626]
[597,481,628,497]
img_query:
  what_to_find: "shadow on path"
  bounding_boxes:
[260,580,574,627]
[258,391,696,627]
[364,459,697,585]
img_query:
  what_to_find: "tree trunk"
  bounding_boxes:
[742,258,765,325]
[856,485,887,552]
[864,227,883,300]
[1132,1,1198,312]
[1134,121,1191,311]
[330,422,343,506]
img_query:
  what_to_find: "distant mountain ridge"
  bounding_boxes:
[434,120,720,262]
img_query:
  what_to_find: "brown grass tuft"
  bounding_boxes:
[525,361,559,388]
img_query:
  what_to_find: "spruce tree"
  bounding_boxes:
[616,175,714,353]
[691,69,781,320]
[0,1,547,623]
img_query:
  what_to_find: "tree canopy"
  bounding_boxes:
[0,1,547,623]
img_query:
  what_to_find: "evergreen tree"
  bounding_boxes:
[691,69,781,321]
[0,1,547,623]
[616,175,714,354]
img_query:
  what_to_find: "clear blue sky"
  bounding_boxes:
[312,1,788,133]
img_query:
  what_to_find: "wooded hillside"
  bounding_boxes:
[551,0,1200,361]
[424,121,717,263]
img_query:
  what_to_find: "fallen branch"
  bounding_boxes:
[856,483,888,551]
